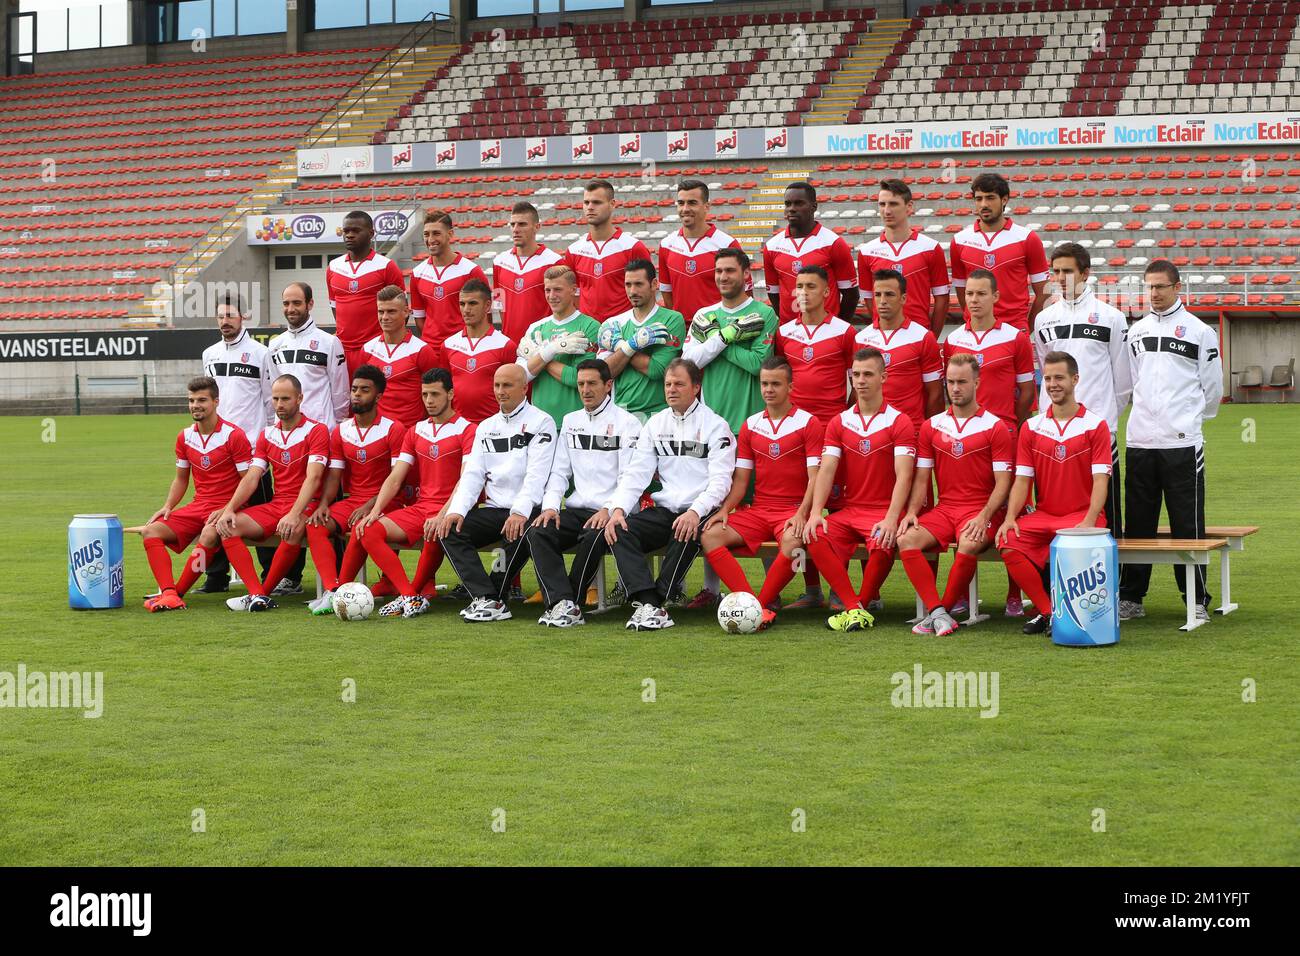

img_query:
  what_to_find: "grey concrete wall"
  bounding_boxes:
[1224,318,1300,402]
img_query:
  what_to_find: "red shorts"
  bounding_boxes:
[384,499,447,544]
[999,508,1103,567]
[240,500,316,539]
[158,501,222,552]
[724,503,799,556]
[823,506,893,560]
[327,496,401,530]
[918,502,1006,551]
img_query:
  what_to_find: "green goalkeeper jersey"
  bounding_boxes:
[522,310,603,428]
[599,304,686,420]
[681,297,779,433]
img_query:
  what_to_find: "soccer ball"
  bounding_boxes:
[333,582,374,621]
[717,591,763,634]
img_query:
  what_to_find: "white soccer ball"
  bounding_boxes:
[717,591,763,634]
[333,582,374,621]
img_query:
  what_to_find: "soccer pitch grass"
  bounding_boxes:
[1,409,1296,867]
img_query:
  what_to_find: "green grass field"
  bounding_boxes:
[1,407,1296,866]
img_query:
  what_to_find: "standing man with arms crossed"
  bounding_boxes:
[492,201,564,342]
[525,358,643,628]
[996,352,1112,635]
[858,179,952,337]
[596,258,685,422]
[326,210,406,375]
[1118,261,1223,623]
[1034,242,1132,534]
[658,178,748,328]
[603,359,736,632]
[409,210,488,362]
[950,173,1049,337]
[763,181,859,325]
[564,179,653,323]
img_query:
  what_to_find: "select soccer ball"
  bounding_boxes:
[333,582,374,622]
[717,591,763,634]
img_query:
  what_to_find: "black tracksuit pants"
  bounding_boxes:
[440,506,539,600]
[525,507,609,608]
[1120,445,1210,606]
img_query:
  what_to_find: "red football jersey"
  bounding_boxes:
[251,417,331,505]
[857,229,951,331]
[326,250,406,354]
[941,322,1035,431]
[821,404,916,510]
[408,253,488,354]
[949,219,1049,333]
[443,328,518,424]
[763,223,856,321]
[491,244,564,342]
[328,415,406,500]
[361,332,440,429]
[563,228,653,322]
[174,419,252,506]
[398,416,477,506]
[658,224,746,324]
[736,407,825,510]
[854,320,944,433]
[1015,405,1112,516]
[916,408,1015,512]
[772,316,857,425]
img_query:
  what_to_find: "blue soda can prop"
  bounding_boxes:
[68,513,124,610]
[1050,527,1119,646]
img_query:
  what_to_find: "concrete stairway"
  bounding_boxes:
[803,18,909,126]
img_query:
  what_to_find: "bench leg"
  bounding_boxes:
[908,594,925,625]
[962,563,991,626]
[592,560,609,615]
[1216,549,1238,615]
[1179,560,1208,631]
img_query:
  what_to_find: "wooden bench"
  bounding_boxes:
[1156,525,1259,618]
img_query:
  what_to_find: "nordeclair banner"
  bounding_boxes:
[295,112,1300,176]
[0,328,325,363]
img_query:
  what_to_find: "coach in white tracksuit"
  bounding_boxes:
[267,282,350,428]
[1034,242,1133,532]
[1118,261,1223,620]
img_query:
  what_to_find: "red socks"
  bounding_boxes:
[260,542,302,594]
[857,551,895,606]
[410,540,444,595]
[362,522,415,596]
[338,534,368,587]
[756,553,796,608]
[174,544,217,597]
[900,548,941,613]
[1001,549,1051,614]
[143,537,176,593]
[305,523,340,591]
[941,552,979,610]
[704,546,755,595]
[221,538,266,596]
[803,537,860,610]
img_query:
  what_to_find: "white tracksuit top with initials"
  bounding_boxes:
[608,397,737,517]
[267,318,351,428]
[448,399,557,517]
[1125,299,1223,450]
[1033,288,1133,434]
[543,394,644,513]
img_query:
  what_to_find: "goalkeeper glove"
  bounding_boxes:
[721,314,767,344]
[553,330,591,356]
[689,315,719,342]
[597,320,624,354]
[618,322,672,355]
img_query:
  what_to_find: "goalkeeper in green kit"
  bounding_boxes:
[516,264,603,428]
[595,258,685,422]
[680,246,779,609]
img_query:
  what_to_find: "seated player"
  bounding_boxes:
[213,374,330,612]
[355,368,476,618]
[303,365,406,615]
[435,363,558,622]
[524,358,643,628]
[603,359,736,632]
[803,347,917,632]
[140,376,253,611]
[896,352,1014,637]
[516,265,603,429]
[995,351,1112,635]
[699,356,844,630]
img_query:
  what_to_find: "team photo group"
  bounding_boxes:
[137,172,1221,637]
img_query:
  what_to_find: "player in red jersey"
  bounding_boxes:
[492,201,564,342]
[659,178,748,325]
[950,172,1049,335]
[855,269,944,430]
[897,353,1015,637]
[857,179,951,336]
[408,209,488,358]
[563,178,653,322]
[326,210,406,375]
[359,285,439,428]
[140,376,253,611]
[996,351,1111,635]
[802,347,916,632]
[443,278,518,424]
[213,374,330,611]
[354,368,476,619]
[302,365,407,615]
[763,181,858,323]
